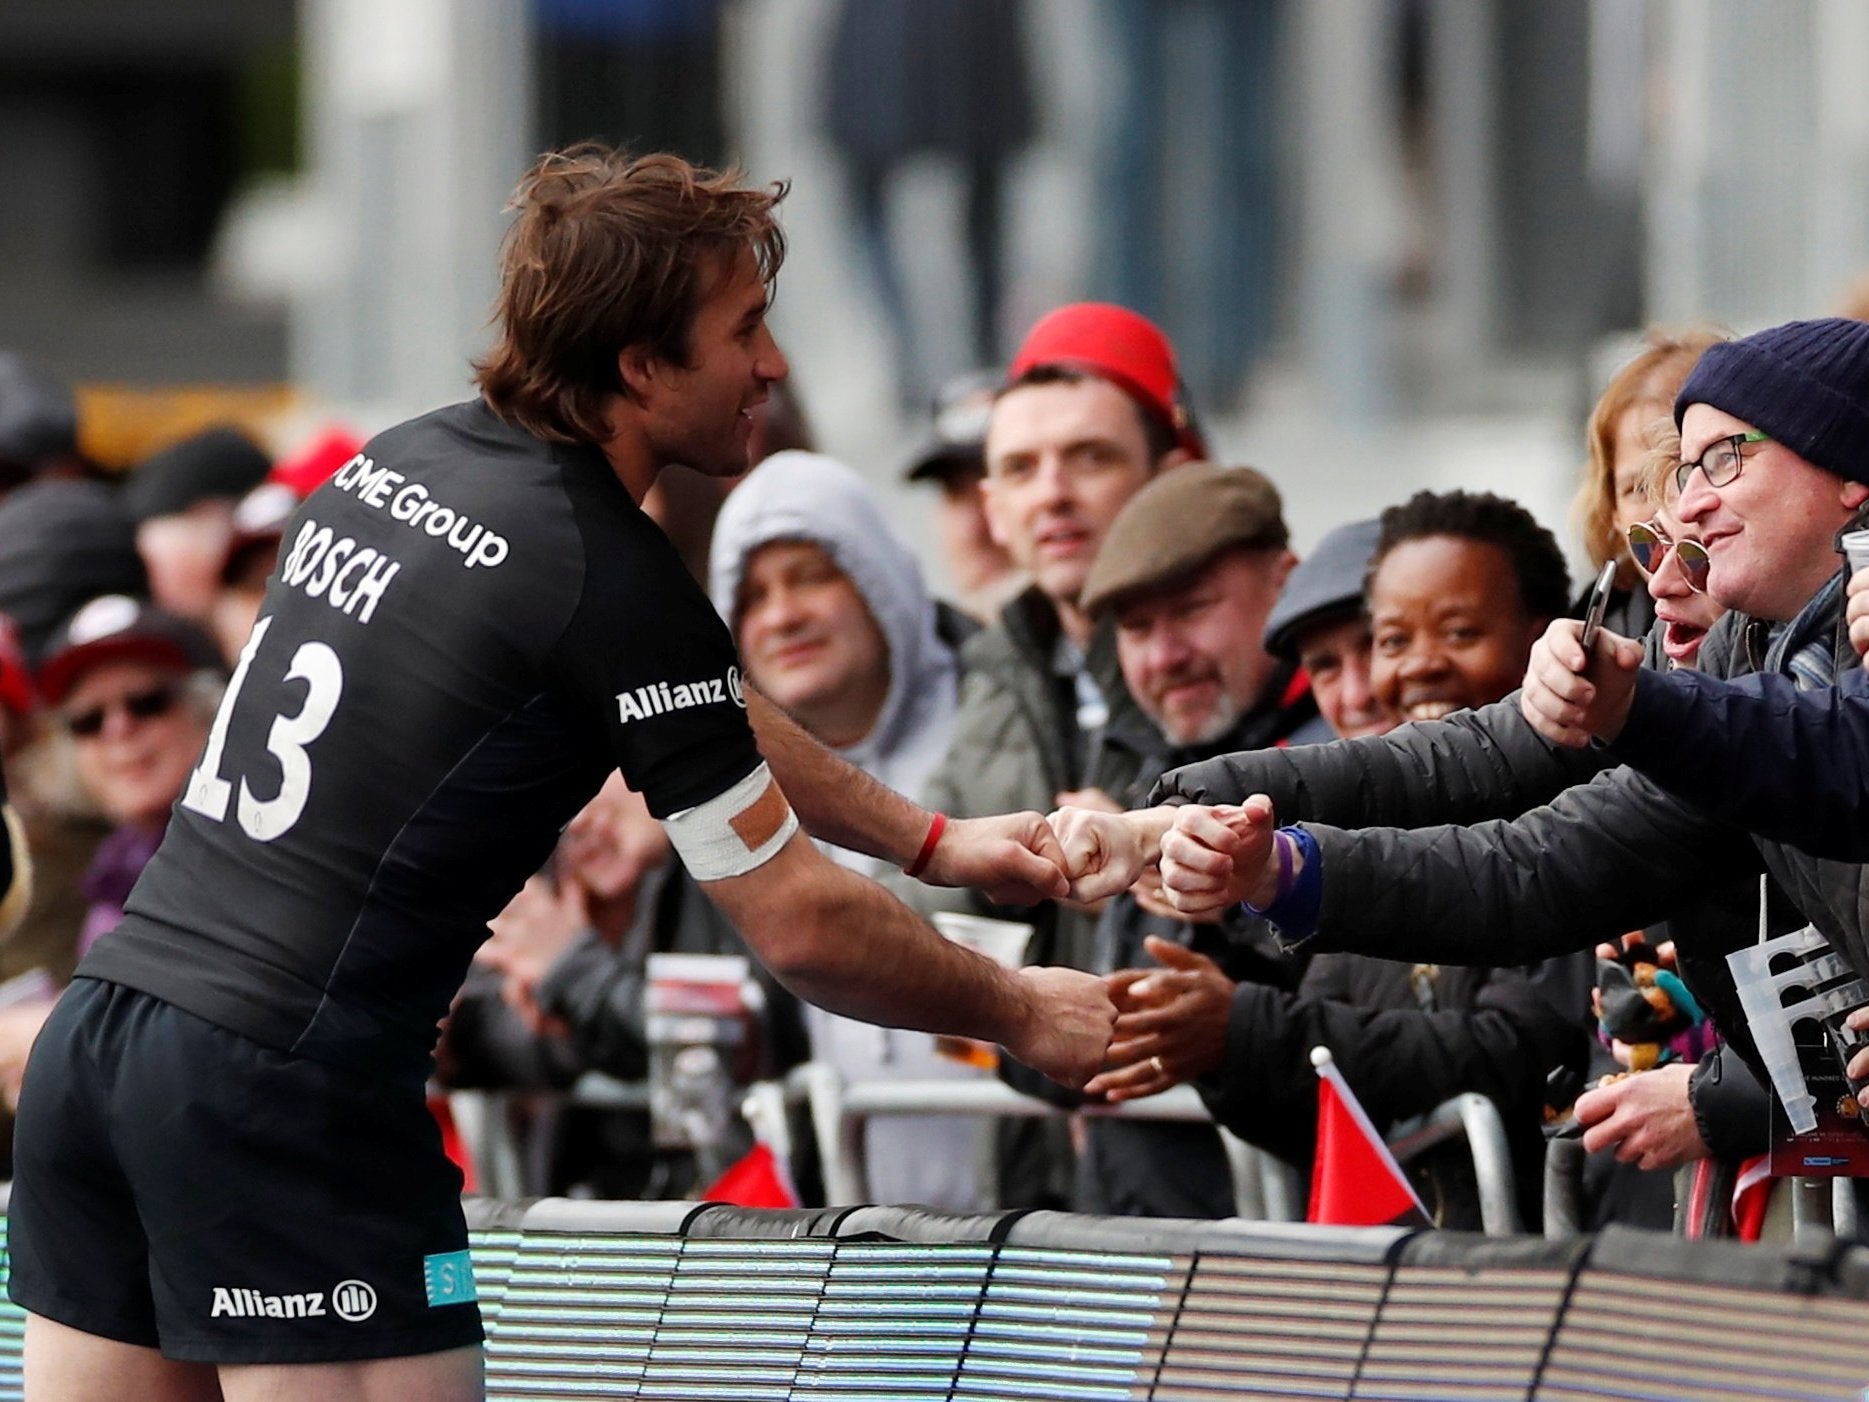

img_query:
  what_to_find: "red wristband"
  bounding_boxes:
[904,812,947,879]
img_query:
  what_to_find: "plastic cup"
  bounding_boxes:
[929,914,1033,1069]
[929,912,1033,968]
[1843,528,1869,576]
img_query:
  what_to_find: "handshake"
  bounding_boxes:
[909,800,1284,913]
[909,800,1288,1097]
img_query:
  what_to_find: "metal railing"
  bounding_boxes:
[1383,1091,1521,1235]
[449,1074,649,1201]
[793,1062,1304,1221]
[453,1062,1520,1234]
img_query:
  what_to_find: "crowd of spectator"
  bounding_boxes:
[4,267,1868,1247]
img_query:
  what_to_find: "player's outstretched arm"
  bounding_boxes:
[702,829,1114,1088]
[745,684,1067,905]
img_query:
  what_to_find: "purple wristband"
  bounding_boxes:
[1274,829,1296,902]
[1242,829,1296,916]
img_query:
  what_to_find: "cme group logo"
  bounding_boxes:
[727,666,745,708]
[333,1279,378,1322]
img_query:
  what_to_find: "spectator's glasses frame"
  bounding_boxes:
[1673,430,1770,495]
[1626,520,1711,593]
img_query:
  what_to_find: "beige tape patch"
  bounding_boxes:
[662,762,798,881]
[729,780,791,852]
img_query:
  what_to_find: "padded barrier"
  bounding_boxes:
[1540,1225,1869,1401]
[0,1199,1868,1397]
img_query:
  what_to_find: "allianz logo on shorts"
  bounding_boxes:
[616,666,745,724]
[210,1279,377,1323]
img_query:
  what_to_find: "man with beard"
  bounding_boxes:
[1075,490,1580,1227]
[1063,464,1315,1215]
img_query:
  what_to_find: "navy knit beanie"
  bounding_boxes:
[1674,317,1869,486]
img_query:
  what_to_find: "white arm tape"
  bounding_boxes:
[661,761,798,881]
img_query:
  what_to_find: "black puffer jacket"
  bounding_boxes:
[1154,589,1858,1092]
[1608,574,1869,860]
[1138,687,1587,1227]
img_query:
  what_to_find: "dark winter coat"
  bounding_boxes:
[825,0,1035,164]
[1610,572,1869,860]
[1154,586,1862,1095]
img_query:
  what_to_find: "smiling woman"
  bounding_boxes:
[1365,490,1571,725]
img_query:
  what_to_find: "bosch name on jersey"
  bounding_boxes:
[330,454,511,570]
[616,666,745,724]
[277,519,403,624]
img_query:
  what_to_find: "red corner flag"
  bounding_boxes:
[1306,1046,1431,1228]
[701,1143,800,1209]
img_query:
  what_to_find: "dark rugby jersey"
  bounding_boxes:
[80,400,760,1084]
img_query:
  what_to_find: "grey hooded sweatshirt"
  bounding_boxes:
[710,450,987,1209]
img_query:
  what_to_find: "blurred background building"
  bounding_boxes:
[4,0,1868,588]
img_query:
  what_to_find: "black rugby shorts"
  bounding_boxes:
[8,978,484,1364]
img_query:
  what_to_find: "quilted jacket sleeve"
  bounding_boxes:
[1152,695,1607,829]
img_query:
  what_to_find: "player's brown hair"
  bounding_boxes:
[475,145,788,445]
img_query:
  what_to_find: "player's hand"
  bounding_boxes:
[1000,965,1117,1089]
[1084,936,1234,1101]
[917,812,1070,906]
[1573,1061,1704,1170]
[1160,797,1277,917]
[1848,567,1869,669]
[1519,618,1644,747]
[1047,805,1149,905]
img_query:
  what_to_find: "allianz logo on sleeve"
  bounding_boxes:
[616,666,745,723]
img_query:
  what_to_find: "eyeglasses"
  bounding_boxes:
[64,685,179,739]
[1673,430,1771,494]
[1626,520,1711,593]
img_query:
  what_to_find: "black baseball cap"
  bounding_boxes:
[122,426,272,524]
[0,352,78,473]
[903,370,999,484]
[0,481,148,662]
[1263,518,1382,661]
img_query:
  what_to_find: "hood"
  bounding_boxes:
[710,451,958,805]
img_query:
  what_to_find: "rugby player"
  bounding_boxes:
[8,147,1116,1402]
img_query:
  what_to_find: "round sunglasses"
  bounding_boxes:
[1626,520,1710,593]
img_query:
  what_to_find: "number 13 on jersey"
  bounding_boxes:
[182,616,345,842]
